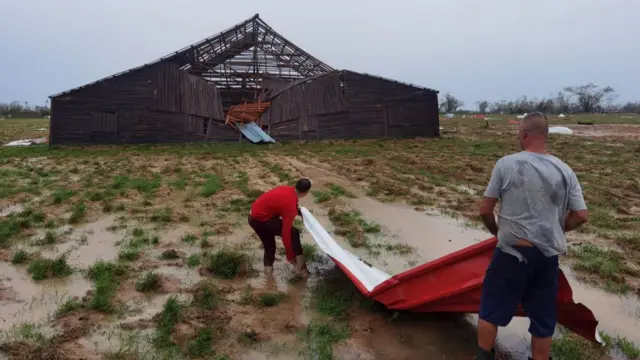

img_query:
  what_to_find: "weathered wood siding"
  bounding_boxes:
[267,70,439,141]
[50,63,228,145]
[341,71,439,139]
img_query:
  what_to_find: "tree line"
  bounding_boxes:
[439,83,640,114]
[0,101,51,118]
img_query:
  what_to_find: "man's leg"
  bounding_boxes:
[477,248,526,359]
[265,218,305,264]
[248,216,277,271]
[522,249,559,360]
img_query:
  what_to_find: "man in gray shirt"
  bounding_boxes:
[476,112,589,360]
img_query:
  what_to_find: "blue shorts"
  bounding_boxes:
[479,247,559,338]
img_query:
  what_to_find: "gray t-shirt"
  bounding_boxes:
[484,151,587,261]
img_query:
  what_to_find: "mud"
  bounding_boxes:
[0,204,24,217]
[0,263,92,332]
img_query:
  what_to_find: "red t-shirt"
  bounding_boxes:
[250,186,298,262]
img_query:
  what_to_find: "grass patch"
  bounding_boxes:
[153,295,184,349]
[151,207,172,223]
[302,242,320,263]
[160,249,180,260]
[27,254,73,280]
[257,292,287,307]
[187,254,201,268]
[51,188,74,204]
[56,297,82,316]
[135,271,161,292]
[87,260,129,312]
[299,321,350,360]
[200,174,222,197]
[192,281,223,310]
[328,208,381,248]
[313,183,355,203]
[206,248,251,279]
[617,336,640,359]
[181,233,198,245]
[11,249,31,264]
[571,244,629,289]
[186,328,213,358]
[313,282,354,318]
[68,201,86,224]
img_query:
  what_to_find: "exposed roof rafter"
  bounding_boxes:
[51,14,334,100]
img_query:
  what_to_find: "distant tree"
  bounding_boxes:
[553,92,572,114]
[563,83,616,113]
[476,101,489,113]
[620,102,640,113]
[439,93,464,113]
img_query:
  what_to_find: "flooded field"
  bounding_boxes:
[0,118,639,359]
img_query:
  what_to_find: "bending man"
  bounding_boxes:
[248,178,311,276]
[476,112,589,360]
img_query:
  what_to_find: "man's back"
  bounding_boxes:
[485,151,586,259]
[250,186,297,221]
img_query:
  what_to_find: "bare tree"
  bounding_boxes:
[439,93,464,113]
[563,83,617,113]
[476,101,489,113]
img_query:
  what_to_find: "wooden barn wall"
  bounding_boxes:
[152,63,224,120]
[50,66,156,145]
[268,72,346,125]
[341,71,439,138]
[51,62,229,145]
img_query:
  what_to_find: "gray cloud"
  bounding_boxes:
[1,0,638,107]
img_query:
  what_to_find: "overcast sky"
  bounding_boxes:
[1,0,637,108]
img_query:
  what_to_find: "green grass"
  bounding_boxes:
[302,243,320,263]
[11,249,30,264]
[160,249,180,260]
[87,260,129,313]
[56,297,82,316]
[328,208,381,248]
[26,254,73,280]
[313,183,355,203]
[200,174,222,197]
[617,336,640,359]
[181,233,198,245]
[257,292,287,307]
[68,201,86,224]
[186,254,201,268]
[299,321,350,360]
[135,271,161,292]
[206,248,251,279]
[151,207,173,223]
[186,328,213,358]
[192,281,223,310]
[312,282,354,318]
[571,244,630,291]
[153,295,184,349]
[51,188,74,204]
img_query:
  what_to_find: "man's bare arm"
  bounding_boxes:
[479,197,499,236]
[565,210,588,232]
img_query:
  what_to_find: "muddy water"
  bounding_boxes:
[0,262,92,332]
[0,204,24,217]
[51,215,123,267]
[340,196,640,357]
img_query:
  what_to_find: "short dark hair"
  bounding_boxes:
[295,178,312,193]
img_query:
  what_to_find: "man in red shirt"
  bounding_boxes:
[248,178,312,275]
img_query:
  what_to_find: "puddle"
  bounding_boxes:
[564,266,640,343]
[307,195,640,358]
[43,215,123,268]
[0,204,24,217]
[0,262,92,332]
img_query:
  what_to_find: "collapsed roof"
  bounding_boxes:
[51,14,335,107]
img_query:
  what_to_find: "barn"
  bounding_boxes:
[261,70,439,140]
[49,14,439,145]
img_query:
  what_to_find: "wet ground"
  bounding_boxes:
[0,160,638,360]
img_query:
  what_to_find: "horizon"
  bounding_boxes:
[1,0,638,106]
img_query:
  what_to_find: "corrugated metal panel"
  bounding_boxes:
[237,122,275,143]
